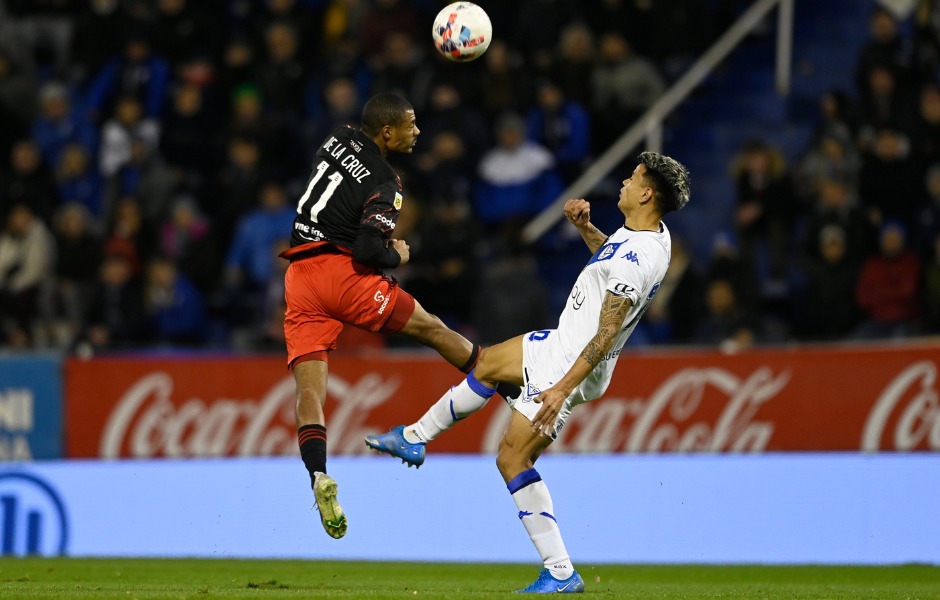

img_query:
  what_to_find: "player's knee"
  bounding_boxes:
[496,438,523,478]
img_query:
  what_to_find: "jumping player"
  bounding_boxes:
[366,152,690,593]
[282,93,496,539]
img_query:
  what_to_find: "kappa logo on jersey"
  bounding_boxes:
[623,250,640,264]
[393,192,403,210]
[588,241,623,265]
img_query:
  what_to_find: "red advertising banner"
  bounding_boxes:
[64,342,940,458]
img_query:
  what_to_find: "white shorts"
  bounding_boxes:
[510,329,589,438]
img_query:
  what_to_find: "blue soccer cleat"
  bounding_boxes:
[364,425,426,468]
[516,569,585,594]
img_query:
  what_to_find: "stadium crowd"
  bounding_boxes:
[0,0,938,354]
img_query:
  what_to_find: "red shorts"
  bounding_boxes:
[283,252,415,367]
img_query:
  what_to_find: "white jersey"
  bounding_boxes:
[520,224,671,410]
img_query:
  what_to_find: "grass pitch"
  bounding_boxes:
[0,558,937,599]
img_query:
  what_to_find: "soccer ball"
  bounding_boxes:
[432,2,492,62]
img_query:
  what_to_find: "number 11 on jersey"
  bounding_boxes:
[298,161,343,221]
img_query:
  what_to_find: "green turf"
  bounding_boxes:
[0,558,937,599]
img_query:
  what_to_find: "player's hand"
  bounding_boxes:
[531,386,568,437]
[391,239,410,264]
[563,199,591,227]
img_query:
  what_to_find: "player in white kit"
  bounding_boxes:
[366,152,690,594]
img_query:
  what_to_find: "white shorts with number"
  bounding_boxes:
[510,329,590,438]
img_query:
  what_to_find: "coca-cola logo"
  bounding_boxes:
[100,371,400,459]
[862,361,940,451]
[483,367,788,453]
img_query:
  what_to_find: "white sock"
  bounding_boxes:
[507,468,574,580]
[403,371,495,443]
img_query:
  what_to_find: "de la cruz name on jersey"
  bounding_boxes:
[289,125,402,250]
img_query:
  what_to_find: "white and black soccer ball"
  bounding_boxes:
[431,2,492,62]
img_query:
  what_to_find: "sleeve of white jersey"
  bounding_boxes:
[605,237,661,306]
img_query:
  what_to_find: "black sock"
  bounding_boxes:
[458,344,481,373]
[298,424,327,487]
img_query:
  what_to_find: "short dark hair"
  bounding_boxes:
[638,151,691,215]
[361,93,413,136]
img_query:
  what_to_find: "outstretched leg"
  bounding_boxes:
[294,358,347,539]
[498,411,584,593]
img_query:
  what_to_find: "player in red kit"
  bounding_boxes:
[281,93,504,539]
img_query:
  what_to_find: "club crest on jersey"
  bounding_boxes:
[523,382,543,402]
[588,241,623,265]
[394,192,403,210]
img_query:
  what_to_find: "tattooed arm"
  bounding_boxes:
[530,291,634,435]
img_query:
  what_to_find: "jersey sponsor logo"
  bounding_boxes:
[374,290,392,314]
[588,241,623,265]
[623,250,640,264]
[570,285,585,310]
[612,282,635,297]
[393,192,403,210]
[373,214,396,229]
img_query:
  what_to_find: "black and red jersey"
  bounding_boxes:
[285,125,403,266]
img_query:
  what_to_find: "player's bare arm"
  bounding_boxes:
[531,292,634,436]
[564,198,607,253]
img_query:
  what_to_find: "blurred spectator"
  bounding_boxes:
[854,220,923,339]
[413,131,475,205]
[550,23,595,108]
[798,225,861,341]
[912,82,940,168]
[368,30,434,108]
[357,0,421,60]
[730,139,800,282]
[526,79,591,183]
[478,40,533,121]
[796,130,860,202]
[704,231,761,315]
[510,0,580,72]
[44,202,101,347]
[159,81,219,190]
[814,89,857,146]
[84,30,172,123]
[306,33,372,112]
[68,0,131,85]
[855,65,917,143]
[1,0,77,78]
[854,7,914,95]
[102,197,157,276]
[106,137,176,231]
[31,80,98,167]
[221,180,295,326]
[800,175,875,263]
[0,139,60,224]
[417,81,489,160]
[590,32,666,150]
[405,197,480,329]
[232,239,290,352]
[641,236,704,344]
[149,0,221,70]
[0,48,33,160]
[79,251,145,351]
[0,204,56,347]
[916,164,940,255]
[304,77,362,157]
[141,254,208,345]
[213,34,259,120]
[692,277,759,352]
[858,126,923,230]
[256,20,309,121]
[471,243,550,345]
[209,135,269,242]
[159,196,220,293]
[98,95,160,178]
[225,83,303,179]
[473,113,565,234]
[55,142,105,220]
[923,233,940,333]
[0,45,38,131]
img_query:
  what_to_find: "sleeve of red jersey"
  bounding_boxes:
[352,179,403,268]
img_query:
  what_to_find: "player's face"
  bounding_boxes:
[618,164,651,214]
[386,110,420,154]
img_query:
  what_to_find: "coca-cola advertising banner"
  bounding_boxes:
[64,342,940,459]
